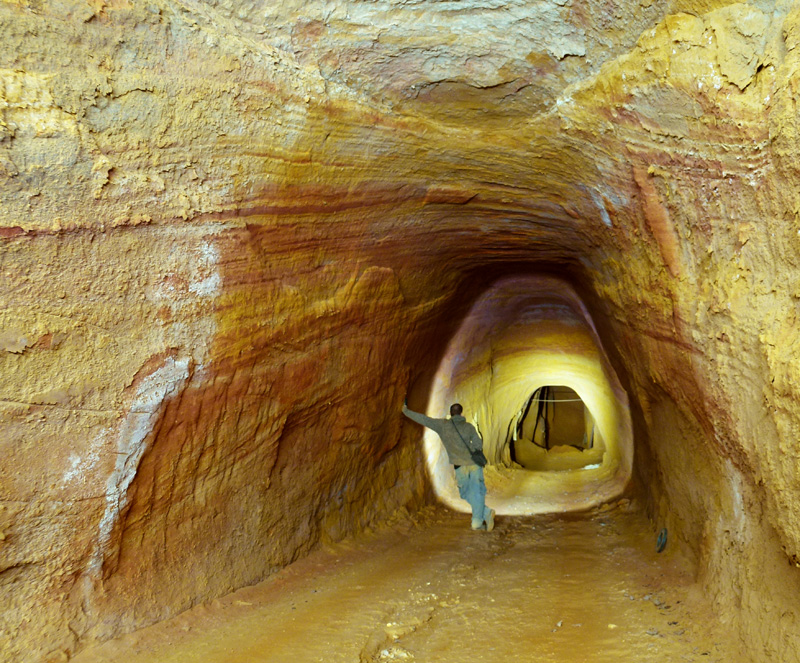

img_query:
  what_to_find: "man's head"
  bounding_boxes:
[450,403,463,417]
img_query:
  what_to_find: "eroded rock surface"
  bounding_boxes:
[2,1,800,661]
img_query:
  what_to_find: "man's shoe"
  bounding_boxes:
[471,520,485,530]
[485,509,495,532]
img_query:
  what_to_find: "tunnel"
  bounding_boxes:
[512,385,601,465]
[2,1,800,662]
[423,274,632,516]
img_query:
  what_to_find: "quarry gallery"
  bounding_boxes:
[1,1,800,661]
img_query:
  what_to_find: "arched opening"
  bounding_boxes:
[508,385,604,472]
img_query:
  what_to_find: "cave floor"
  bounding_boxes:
[72,503,740,663]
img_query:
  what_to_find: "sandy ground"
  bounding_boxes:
[72,502,743,663]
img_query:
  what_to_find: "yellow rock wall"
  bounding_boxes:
[2,0,800,661]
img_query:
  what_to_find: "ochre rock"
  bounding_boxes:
[1,1,800,661]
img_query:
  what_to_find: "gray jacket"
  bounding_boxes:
[402,405,484,466]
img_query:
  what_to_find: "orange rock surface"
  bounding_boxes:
[1,1,800,661]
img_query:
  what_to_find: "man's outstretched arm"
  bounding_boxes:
[402,402,441,432]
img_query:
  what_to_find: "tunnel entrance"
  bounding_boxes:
[517,385,593,452]
[422,275,632,515]
[510,385,604,472]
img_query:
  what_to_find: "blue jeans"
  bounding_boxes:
[455,465,490,527]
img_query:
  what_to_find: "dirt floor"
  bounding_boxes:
[72,501,743,663]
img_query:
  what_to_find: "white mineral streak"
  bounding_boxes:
[188,241,222,298]
[726,458,746,529]
[88,357,190,575]
[62,428,108,486]
[147,233,221,364]
[590,189,613,227]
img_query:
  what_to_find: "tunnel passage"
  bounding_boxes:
[510,385,604,472]
[422,275,632,515]
[6,2,800,661]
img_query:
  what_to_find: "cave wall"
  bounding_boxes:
[2,1,800,661]
[558,6,800,657]
[0,5,458,658]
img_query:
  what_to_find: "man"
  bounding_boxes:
[402,401,495,531]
